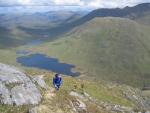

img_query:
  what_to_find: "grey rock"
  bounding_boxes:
[0,63,30,84]
[11,83,41,106]
[0,82,12,105]
[69,91,85,100]
[145,111,150,113]
[122,86,150,110]
[112,105,132,112]
[71,98,87,113]
[32,75,48,89]
[0,63,42,106]
[29,107,38,113]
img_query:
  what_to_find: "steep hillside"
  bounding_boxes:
[135,11,150,26]
[0,3,149,49]
[27,17,150,88]
[0,11,83,49]
[35,3,150,40]
[0,26,31,49]
[0,66,149,113]
[72,3,150,25]
[0,11,82,28]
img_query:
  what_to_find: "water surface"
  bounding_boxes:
[17,54,80,76]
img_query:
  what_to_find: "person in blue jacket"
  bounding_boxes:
[53,74,62,90]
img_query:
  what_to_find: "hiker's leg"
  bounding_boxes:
[54,84,58,90]
[56,85,60,90]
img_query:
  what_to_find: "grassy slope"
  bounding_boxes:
[0,26,36,49]
[26,17,150,87]
[0,69,136,113]
[24,70,136,112]
[135,12,150,26]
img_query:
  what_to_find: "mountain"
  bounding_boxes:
[2,3,148,48]
[135,11,150,26]
[27,17,150,88]
[0,11,84,49]
[23,3,150,87]
[0,26,30,49]
[72,3,150,26]
[0,3,150,87]
[30,3,150,40]
[0,11,82,28]
[0,4,150,112]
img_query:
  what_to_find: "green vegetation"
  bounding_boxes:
[0,67,145,113]
[0,4,150,113]
[135,12,150,26]
[26,69,134,107]
[25,17,150,88]
[25,70,135,113]
[0,105,29,113]
[0,17,150,88]
[0,49,17,65]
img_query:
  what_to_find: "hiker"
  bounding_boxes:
[53,74,62,90]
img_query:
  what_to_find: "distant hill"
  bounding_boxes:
[29,17,150,88]
[73,3,150,25]
[0,11,82,28]
[0,3,150,88]
[1,3,148,47]
[13,3,150,87]
[0,11,83,49]
[35,3,150,38]
[0,26,29,49]
[135,11,150,26]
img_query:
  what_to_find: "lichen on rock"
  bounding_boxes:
[0,63,42,106]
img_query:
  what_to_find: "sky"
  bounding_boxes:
[0,0,150,8]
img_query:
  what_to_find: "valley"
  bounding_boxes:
[0,3,150,88]
[0,2,150,113]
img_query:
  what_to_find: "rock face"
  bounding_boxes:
[71,99,87,113]
[0,82,12,105]
[0,63,41,106]
[32,75,48,90]
[122,86,150,110]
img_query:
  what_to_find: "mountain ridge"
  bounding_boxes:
[36,3,150,40]
[27,17,150,88]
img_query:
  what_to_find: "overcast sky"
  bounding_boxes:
[0,0,150,8]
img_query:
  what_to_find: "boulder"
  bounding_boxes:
[0,63,30,84]
[69,91,84,100]
[11,83,41,106]
[29,107,38,113]
[0,63,42,106]
[112,105,133,112]
[71,99,87,113]
[0,82,12,105]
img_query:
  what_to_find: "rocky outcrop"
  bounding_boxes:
[70,99,87,113]
[0,82,12,105]
[69,91,150,113]
[0,63,42,106]
[32,75,48,90]
[29,107,38,113]
[121,86,150,110]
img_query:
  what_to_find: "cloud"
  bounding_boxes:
[0,0,53,5]
[0,0,149,8]
[53,0,84,6]
[87,0,150,8]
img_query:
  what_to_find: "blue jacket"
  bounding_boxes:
[53,76,62,86]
